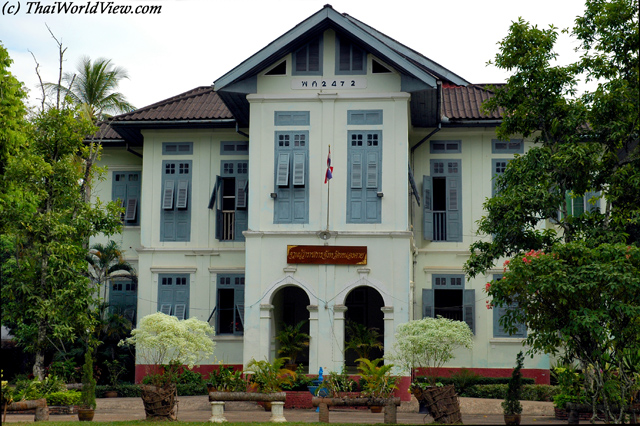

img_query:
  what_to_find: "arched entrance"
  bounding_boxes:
[271,285,311,371]
[344,286,384,369]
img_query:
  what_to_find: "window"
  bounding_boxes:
[492,159,510,196]
[161,160,192,242]
[274,131,309,223]
[293,38,321,75]
[565,191,601,216]
[430,140,461,154]
[336,36,366,74]
[158,274,189,319]
[163,142,193,155]
[216,274,244,335]
[372,59,392,74]
[493,274,527,338]
[423,160,462,242]
[347,110,383,125]
[220,141,249,155]
[347,131,382,223]
[422,274,475,333]
[275,111,310,126]
[208,161,248,241]
[112,171,141,226]
[492,139,523,154]
[265,61,287,76]
[109,278,137,322]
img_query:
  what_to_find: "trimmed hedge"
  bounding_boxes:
[45,390,81,406]
[96,383,208,398]
[461,384,560,401]
[413,376,535,395]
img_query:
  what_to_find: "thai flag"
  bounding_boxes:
[324,147,333,184]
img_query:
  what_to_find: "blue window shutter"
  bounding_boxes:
[573,195,585,216]
[235,210,247,241]
[423,175,433,241]
[236,177,248,209]
[463,289,475,334]
[276,153,290,186]
[366,151,379,189]
[292,152,306,186]
[422,289,434,318]
[124,198,138,221]
[234,287,245,335]
[162,212,176,241]
[447,175,462,242]
[176,180,189,209]
[160,304,172,315]
[208,176,222,209]
[175,213,189,241]
[215,209,223,240]
[350,153,363,189]
[492,159,509,197]
[162,180,175,210]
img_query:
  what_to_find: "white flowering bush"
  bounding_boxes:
[386,316,473,385]
[119,312,215,387]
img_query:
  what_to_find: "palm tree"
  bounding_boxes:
[345,321,383,361]
[47,56,135,122]
[86,240,136,319]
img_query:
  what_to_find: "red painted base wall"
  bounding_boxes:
[135,364,243,384]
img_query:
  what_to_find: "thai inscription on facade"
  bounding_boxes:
[286,245,367,265]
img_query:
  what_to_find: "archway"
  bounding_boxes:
[271,285,311,372]
[344,286,384,369]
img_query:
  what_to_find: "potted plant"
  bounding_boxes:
[386,316,472,424]
[119,312,215,420]
[502,351,524,426]
[103,360,126,397]
[78,351,97,421]
[206,366,247,392]
[357,358,398,413]
[275,321,310,371]
[345,321,383,361]
[246,357,296,411]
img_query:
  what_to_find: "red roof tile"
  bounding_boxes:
[111,86,233,122]
[442,84,504,120]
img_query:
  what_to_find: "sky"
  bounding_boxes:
[2,0,589,111]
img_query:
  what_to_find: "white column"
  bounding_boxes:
[381,306,400,374]
[332,305,348,370]
[307,304,319,373]
[259,304,274,360]
[269,401,286,422]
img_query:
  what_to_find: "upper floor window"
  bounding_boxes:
[430,140,461,154]
[208,161,248,242]
[163,142,193,155]
[274,131,309,224]
[293,38,321,75]
[492,139,523,154]
[112,171,141,226]
[423,160,462,242]
[158,274,189,320]
[336,36,366,74]
[160,160,192,242]
[347,131,382,223]
[492,274,527,338]
[220,141,249,155]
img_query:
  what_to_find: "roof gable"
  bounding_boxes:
[214,5,469,92]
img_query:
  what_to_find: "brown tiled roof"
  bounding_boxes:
[91,122,124,140]
[110,86,233,122]
[442,84,504,120]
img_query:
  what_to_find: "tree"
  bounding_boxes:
[46,56,135,123]
[385,317,473,385]
[466,0,639,422]
[1,46,123,380]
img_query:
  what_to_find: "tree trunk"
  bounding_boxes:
[6,399,49,421]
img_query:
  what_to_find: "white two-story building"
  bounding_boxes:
[93,5,551,390]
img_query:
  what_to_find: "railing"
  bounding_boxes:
[434,307,463,321]
[221,211,235,241]
[433,211,447,241]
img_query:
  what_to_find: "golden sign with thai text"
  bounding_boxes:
[286,245,367,265]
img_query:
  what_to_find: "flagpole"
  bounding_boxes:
[326,144,330,231]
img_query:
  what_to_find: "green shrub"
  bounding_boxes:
[45,390,81,406]
[13,375,68,401]
[96,384,142,398]
[413,375,535,394]
[176,382,208,396]
[462,384,559,401]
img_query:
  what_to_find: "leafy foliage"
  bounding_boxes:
[344,321,383,361]
[386,316,473,385]
[119,312,215,388]
[206,366,247,392]
[357,358,398,398]
[246,358,296,393]
[275,321,310,365]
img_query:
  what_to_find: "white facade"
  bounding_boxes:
[93,5,550,383]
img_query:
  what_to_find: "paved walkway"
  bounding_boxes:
[4,395,581,424]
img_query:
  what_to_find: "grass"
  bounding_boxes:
[3,423,433,426]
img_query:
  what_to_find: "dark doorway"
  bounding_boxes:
[344,286,384,369]
[272,286,311,371]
